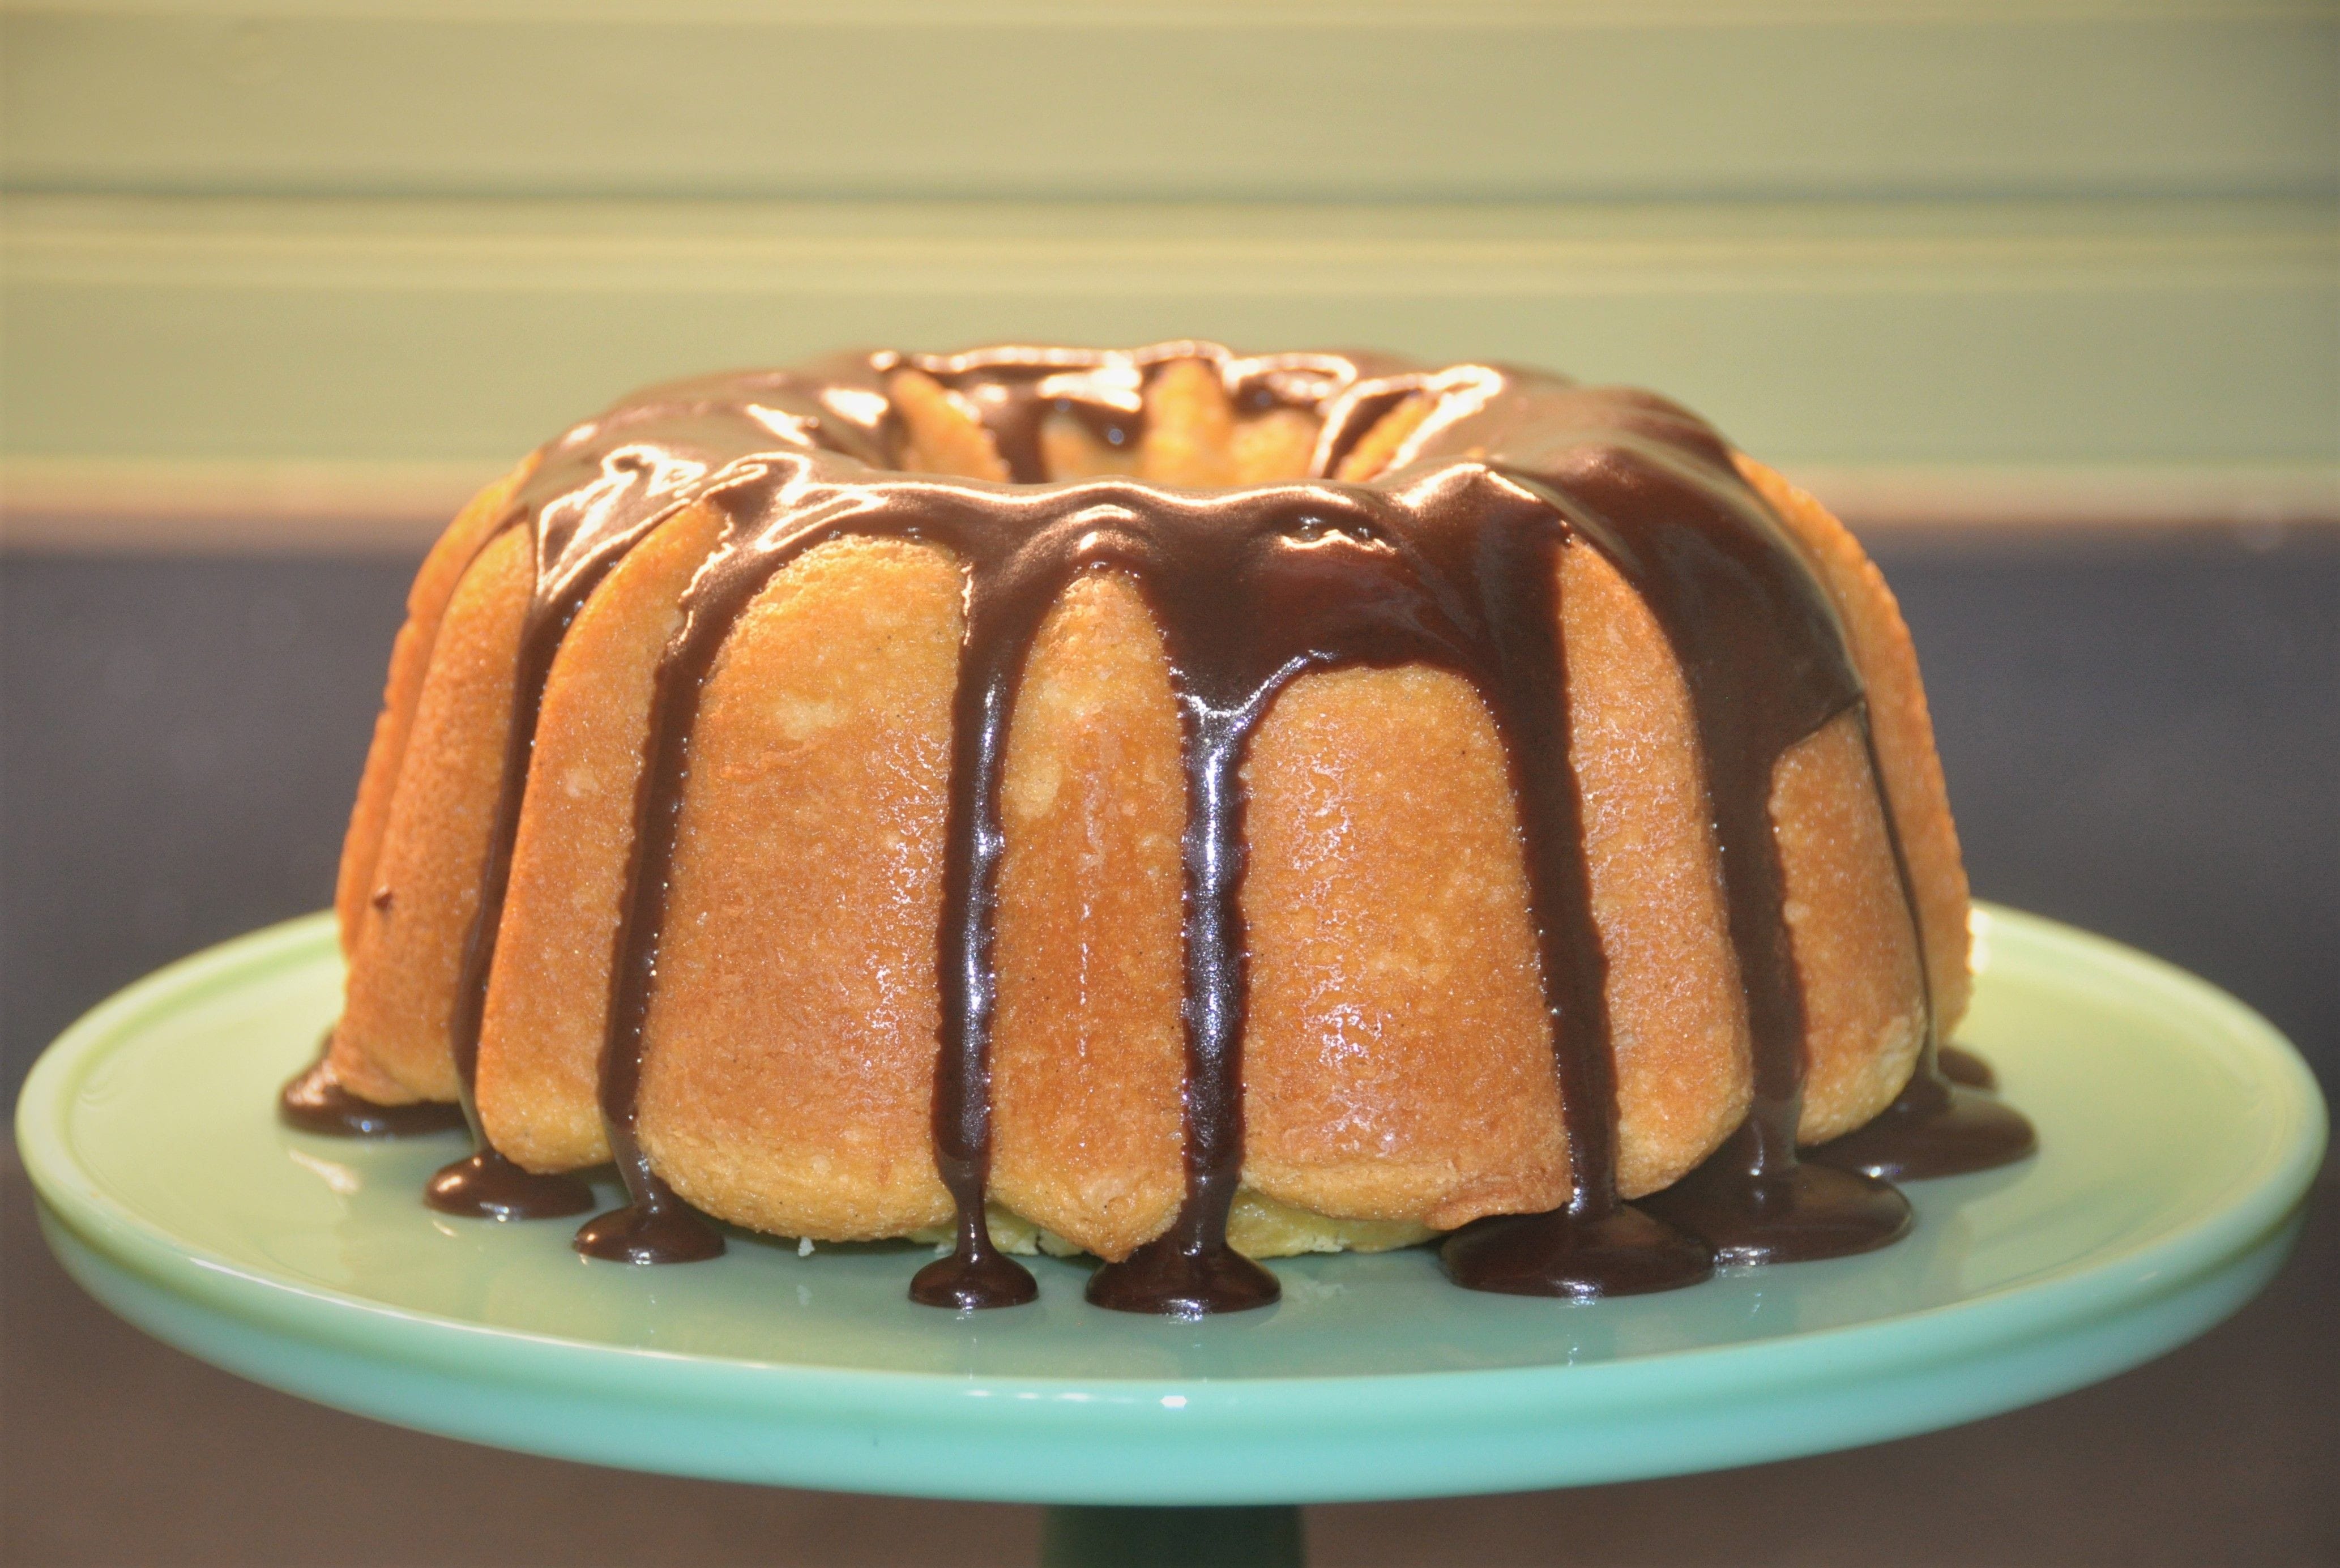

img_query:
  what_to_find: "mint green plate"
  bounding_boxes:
[17,907,2326,1506]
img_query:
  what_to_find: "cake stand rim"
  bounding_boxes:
[16,905,2328,1505]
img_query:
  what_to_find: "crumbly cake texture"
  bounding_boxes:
[326,351,1967,1263]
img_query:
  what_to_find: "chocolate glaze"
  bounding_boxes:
[423,1148,595,1222]
[573,1124,724,1264]
[1418,373,1919,1275]
[430,403,763,1229]
[1808,1069,2036,1182]
[279,1036,467,1138]
[1799,724,2035,1186]
[1639,1152,1913,1267]
[351,341,2032,1314]
[1938,1042,1997,1090]
[1441,1205,1713,1300]
[1423,468,1709,1298]
[1799,858,2033,1184]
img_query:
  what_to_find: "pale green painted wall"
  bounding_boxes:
[9,3,2333,201]
[3,2,2335,534]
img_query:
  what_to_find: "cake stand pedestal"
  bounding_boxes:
[19,908,2325,1568]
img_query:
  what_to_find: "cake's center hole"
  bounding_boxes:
[886,360,1431,489]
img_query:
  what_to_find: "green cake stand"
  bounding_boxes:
[18,905,2326,1567]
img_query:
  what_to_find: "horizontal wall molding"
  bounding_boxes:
[0,457,491,550]
[5,3,2333,202]
[8,458,2334,554]
[6,193,2333,493]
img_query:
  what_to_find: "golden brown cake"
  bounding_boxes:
[290,343,2032,1315]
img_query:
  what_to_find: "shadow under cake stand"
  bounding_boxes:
[18,905,2326,1567]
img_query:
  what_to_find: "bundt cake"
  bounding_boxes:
[284,342,2033,1315]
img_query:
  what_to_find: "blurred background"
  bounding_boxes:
[3,3,2334,1565]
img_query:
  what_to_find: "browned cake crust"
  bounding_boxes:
[1737,455,1972,1036]
[335,523,531,1105]
[988,571,1190,1259]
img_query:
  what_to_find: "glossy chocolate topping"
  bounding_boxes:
[346,341,2031,1312]
[279,1036,466,1138]
[1937,1043,1997,1090]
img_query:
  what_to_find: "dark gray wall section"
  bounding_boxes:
[5,556,405,1096]
[1881,531,2337,1084]
[4,531,2335,1106]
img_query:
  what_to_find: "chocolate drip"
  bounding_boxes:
[1938,1044,1996,1090]
[417,382,899,1244]
[356,342,2032,1313]
[1438,507,1710,1298]
[279,1035,467,1138]
[573,1123,723,1264]
[423,1149,595,1223]
[1081,687,1282,1317]
[1570,485,1843,1162]
[426,437,729,1225]
[1462,405,1911,1266]
[1805,728,2035,1184]
[1807,1067,2036,1184]
[912,570,1052,1310]
[1084,528,1305,1316]
[568,475,778,1266]
[424,574,600,1223]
